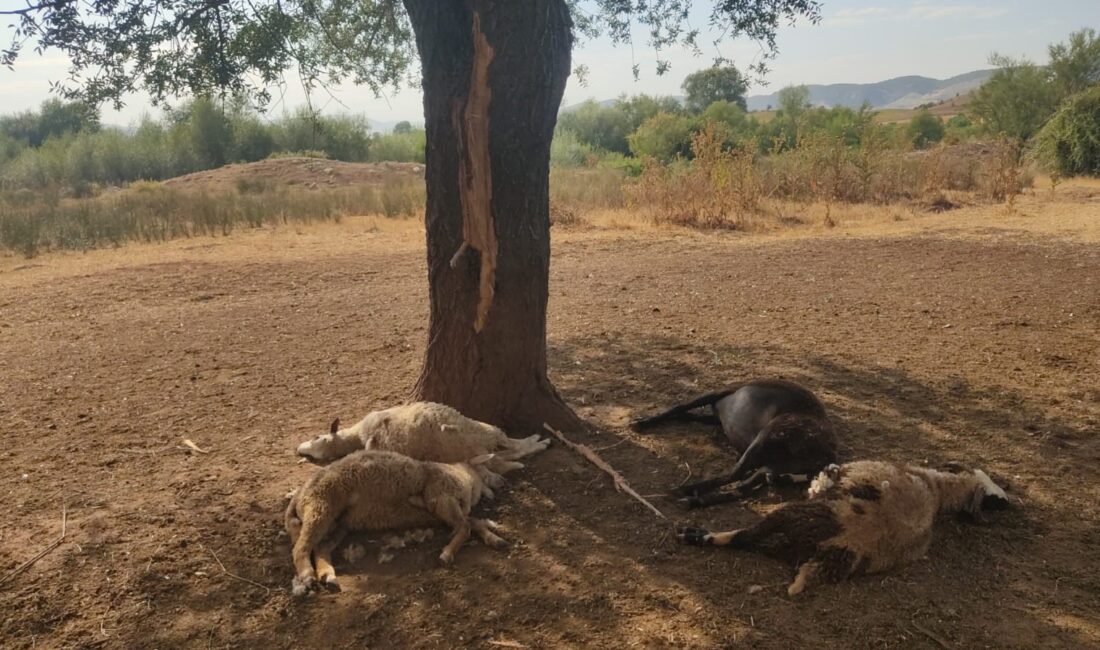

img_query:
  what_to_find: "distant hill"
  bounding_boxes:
[745,70,993,111]
[562,69,993,114]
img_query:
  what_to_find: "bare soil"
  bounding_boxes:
[1,192,1098,649]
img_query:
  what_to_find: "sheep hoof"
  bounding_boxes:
[484,533,508,549]
[438,550,455,565]
[291,575,316,598]
[676,526,712,546]
[321,575,341,592]
[786,581,806,597]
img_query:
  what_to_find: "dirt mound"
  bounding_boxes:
[160,157,425,192]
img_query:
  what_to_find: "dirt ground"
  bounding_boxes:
[1,183,1098,649]
[160,157,424,192]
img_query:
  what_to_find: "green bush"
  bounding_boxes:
[557,100,633,155]
[628,112,697,162]
[0,99,99,148]
[969,55,1059,141]
[368,130,426,163]
[549,129,594,167]
[233,117,277,162]
[273,108,372,162]
[188,98,234,168]
[908,112,946,149]
[1033,85,1100,177]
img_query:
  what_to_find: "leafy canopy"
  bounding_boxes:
[1033,85,1100,177]
[1048,28,1100,99]
[682,65,749,112]
[3,0,821,108]
[969,54,1059,142]
[907,111,944,150]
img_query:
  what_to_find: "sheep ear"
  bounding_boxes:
[469,453,495,466]
[329,418,340,435]
[964,488,986,522]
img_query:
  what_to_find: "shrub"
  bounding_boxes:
[908,111,946,149]
[368,130,426,163]
[188,98,234,168]
[557,100,633,154]
[550,129,595,167]
[626,123,760,228]
[628,112,697,162]
[268,150,328,160]
[969,55,1059,141]
[1033,85,1100,177]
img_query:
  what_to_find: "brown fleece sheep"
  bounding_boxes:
[677,460,1010,595]
[285,449,508,596]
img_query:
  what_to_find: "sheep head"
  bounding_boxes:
[296,417,362,463]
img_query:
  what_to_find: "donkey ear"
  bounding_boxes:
[329,418,340,435]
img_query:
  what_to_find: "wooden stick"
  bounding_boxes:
[543,424,666,519]
[0,503,67,587]
[911,620,950,649]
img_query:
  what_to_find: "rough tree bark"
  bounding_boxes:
[402,0,580,432]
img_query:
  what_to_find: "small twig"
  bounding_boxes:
[202,545,271,594]
[487,640,526,649]
[592,438,629,452]
[543,424,666,519]
[674,463,693,488]
[181,439,211,454]
[0,503,67,587]
[911,620,950,649]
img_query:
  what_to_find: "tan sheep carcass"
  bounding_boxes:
[677,460,1011,595]
[285,449,509,596]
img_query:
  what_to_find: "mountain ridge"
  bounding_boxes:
[562,69,993,113]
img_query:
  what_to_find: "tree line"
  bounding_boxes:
[556,28,1100,178]
[0,97,425,190]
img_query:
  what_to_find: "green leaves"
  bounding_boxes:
[5,0,822,108]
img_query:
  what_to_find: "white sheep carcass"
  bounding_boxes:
[296,402,549,475]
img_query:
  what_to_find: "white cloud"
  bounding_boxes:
[907,4,1010,20]
[824,6,890,26]
[825,2,1010,26]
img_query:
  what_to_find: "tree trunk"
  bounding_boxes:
[402,0,580,432]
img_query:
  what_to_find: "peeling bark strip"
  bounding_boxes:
[452,12,497,332]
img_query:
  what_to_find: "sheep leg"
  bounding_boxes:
[430,497,471,565]
[471,518,509,548]
[313,526,348,589]
[284,494,302,546]
[788,561,820,596]
[496,436,550,461]
[680,467,771,509]
[291,516,334,597]
[486,458,525,475]
[676,526,743,547]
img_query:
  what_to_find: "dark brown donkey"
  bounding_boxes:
[632,379,839,508]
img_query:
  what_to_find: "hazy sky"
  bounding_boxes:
[0,0,1092,125]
